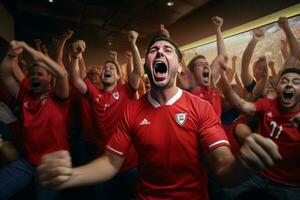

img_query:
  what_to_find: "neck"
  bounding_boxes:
[149,86,178,105]
[102,82,117,91]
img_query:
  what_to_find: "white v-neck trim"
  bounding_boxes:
[147,88,183,108]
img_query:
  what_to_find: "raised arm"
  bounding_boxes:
[128,30,143,91]
[268,61,276,77]
[34,39,49,57]
[78,53,87,79]
[68,40,88,95]
[212,16,226,56]
[241,29,264,87]
[219,59,256,115]
[21,42,69,99]
[280,39,289,62]
[55,30,74,68]
[0,41,24,98]
[159,24,170,38]
[125,50,133,83]
[278,17,300,68]
[226,55,237,83]
[211,16,227,84]
[38,150,123,189]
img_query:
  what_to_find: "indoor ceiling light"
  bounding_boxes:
[166,1,174,7]
[49,0,54,3]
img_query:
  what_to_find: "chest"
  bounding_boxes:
[132,106,200,150]
[261,111,300,142]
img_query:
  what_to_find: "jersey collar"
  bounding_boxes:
[147,88,183,108]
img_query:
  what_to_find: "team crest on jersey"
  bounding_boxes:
[23,101,29,109]
[112,92,119,100]
[175,113,187,126]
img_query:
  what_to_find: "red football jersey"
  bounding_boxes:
[17,78,69,165]
[106,88,229,199]
[222,116,247,157]
[255,98,300,186]
[85,79,138,171]
[191,86,222,118]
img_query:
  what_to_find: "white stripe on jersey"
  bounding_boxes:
[106,145,124,156]
[208,140,230,149]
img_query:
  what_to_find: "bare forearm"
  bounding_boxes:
[69,58,87,95]
[216,28,226,56]
[78,55,87,79]
[60,152,122,189]
[55,39,68,68]
[241,39,257,86]
[280,22,300,68]
[130,43,143,77]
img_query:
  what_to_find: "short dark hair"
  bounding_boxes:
[146,34,182,62]
[277,67,300,84]
[187,55,206,72]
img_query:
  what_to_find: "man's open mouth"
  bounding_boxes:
[282,90,294,104]
[154,61,168,78]
[104,71,112,78]
[31,81,40,88]
[202,69,210,83]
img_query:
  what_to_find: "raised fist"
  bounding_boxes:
[252,29,264,41]
[211,16,224,28]
[278,17,289,30]
[128,30,139,44]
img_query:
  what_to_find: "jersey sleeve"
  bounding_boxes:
[84,79,98,101]
[197,101,230,152]
[106,103,134,157]
[16,78,30,104]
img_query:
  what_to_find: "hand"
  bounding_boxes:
[38,150,73,189]
[231,55,237,63]
[278,17,289,30]
[268,61,275,68]
[289,113,300,132]
[63,30,74,40]
[109,50,118,61]
[238,134,282,171]
[71,40,86,57]
[8,40,26,57]
[159,24,170,38]
[211,16,223,29]
[252,29,264,41]
[128,30,138,44]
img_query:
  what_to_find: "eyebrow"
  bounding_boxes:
[150,44,175,49]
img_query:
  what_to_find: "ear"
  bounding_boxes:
[177,62,183,74]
